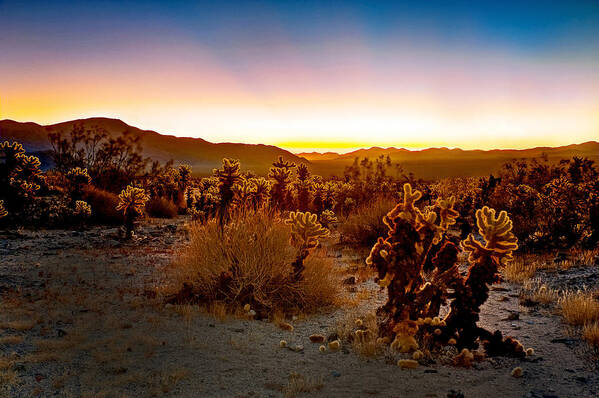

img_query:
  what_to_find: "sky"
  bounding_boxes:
[1,0,598,153]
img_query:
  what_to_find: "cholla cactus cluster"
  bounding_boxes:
[285,211,330,281]
[0,141,45,221]
[366,183,522,357]
[319,209,338,229]
[65,167,92,202]
[73,200,92,218]
[116,185,149,238]
[0,200,7,219]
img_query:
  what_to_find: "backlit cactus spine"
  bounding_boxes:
[116,185,149,239]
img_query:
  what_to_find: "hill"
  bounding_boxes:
[303,142,599,180]
[1,117,597,179]
[0,118,308,175]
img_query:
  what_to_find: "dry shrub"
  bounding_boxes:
[340,197,395,247]
[172,212,341,314]
[559,290,599,326]
[583,322,599,348]
[145,196,177,219]
[503,256,538,283]
[282,372,323,398]
[520,279,558,305]
[83,186,123,224]
[335,312,382,357]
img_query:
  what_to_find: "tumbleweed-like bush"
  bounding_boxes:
[366,183,522,357]
[170,212,340,315]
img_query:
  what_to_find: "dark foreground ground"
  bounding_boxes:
[1,218,598,397]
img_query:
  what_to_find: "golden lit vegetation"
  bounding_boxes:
[170,211,341,315]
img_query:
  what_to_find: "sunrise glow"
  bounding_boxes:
[1,1,598,152]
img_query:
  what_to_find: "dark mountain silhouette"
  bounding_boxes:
[0,118,308,175]
[302,141,599,179]
[1,117,597,179]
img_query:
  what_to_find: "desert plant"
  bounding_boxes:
[285,211,330,282]
[83,186,123,224]
[0,200,7,219]
[269,158,295,211]
[146,196,178,219]
[213,158,242,223]
[340,197,396,247]
[65,167,92,203]
[170,212,340,314]
[319,209,338,229]
[116,185,149,239]
[71,200,92,228]
[0,141,45,222]
[366,183,522,357]
[48,124,148,191]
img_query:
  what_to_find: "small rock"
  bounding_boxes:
[57,329,67,337]
[331,371,341,377]
[343,276,357,285]
[507,312,520,321]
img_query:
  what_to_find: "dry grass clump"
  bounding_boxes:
[582,322,599,348]
[503,256,539,283]
[335,312,383,357]
[339,197,395,247]
[145,196,178,219]
[171,211,341,314]
[282,372,323,398]
[520,279,559,305]
[559,289,599,326]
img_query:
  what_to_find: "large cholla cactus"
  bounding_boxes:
[285,211,329,281]
[116,185,149,239]
[366,183,521,357]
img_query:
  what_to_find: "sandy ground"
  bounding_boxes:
[1,217,598,398]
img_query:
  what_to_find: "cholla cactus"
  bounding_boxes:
[66,167,91,202]
[232,178,256,212]
[269,166,293,210]
[367,183,521,358]
[74,200,92,217]
[319,209,338,229]
[213,158,242,222]
[71,200,92,229]
[285,211,329,281]
[0,200,7,219]
[116,185,149,239]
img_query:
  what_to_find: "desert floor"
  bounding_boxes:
[1,217,598,398]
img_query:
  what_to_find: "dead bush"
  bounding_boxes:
[339,197,395,247]
[170,211,341,314]
[83,186,123,225]
[146,196,177,219]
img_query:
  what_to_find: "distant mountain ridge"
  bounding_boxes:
[1,117,597,179]
[0,118,308,175]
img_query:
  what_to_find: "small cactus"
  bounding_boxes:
[328,340,340,351]
[116,185,149,239]
[0,200,7,219]
[511,367,523,378]
[319,345,326,353]
[285,211,329,281]
[279,340,287,348]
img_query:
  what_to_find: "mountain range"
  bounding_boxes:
[1,117,597,180]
